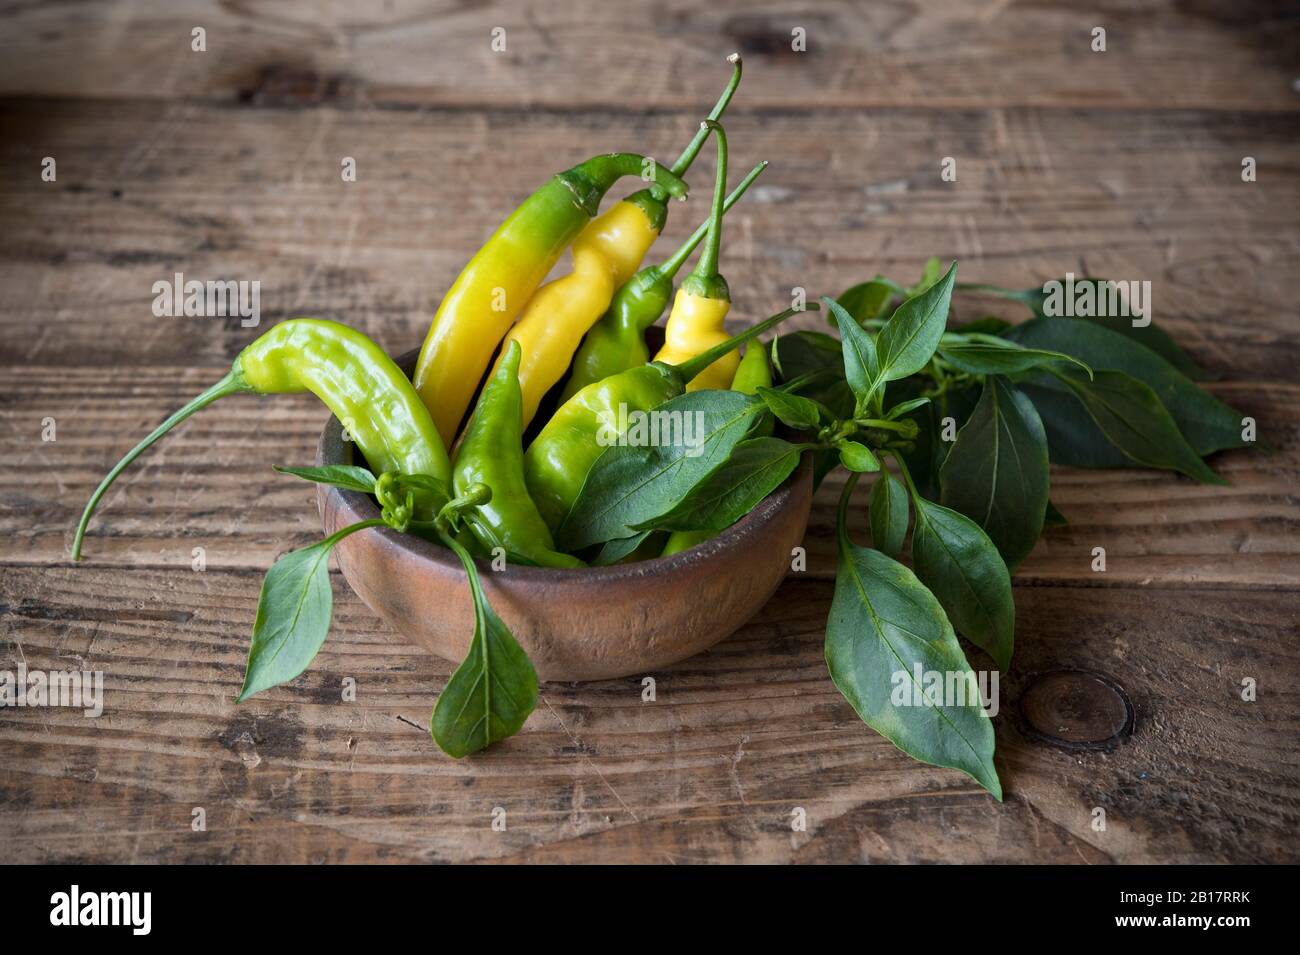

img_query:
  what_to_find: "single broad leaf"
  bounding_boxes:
[838,440,880,473]
[826,541,1001,799]
[771,329,843,383]
[822,296,879,413]
[591,531,653,565]
[869,471,908,558]
[1017,382,1134,468]
[1077,314,1213,381]
[430,538,538,757]
[1044,499,1068,527]
[874,261,957,384]
[638,437,804,533]
[988,276,1211,380]
[1049,367,1227,484]
[237,519,383,702]
[955,316,1013,336]
[1006,318,1244,454]
[756,386,822,430]
[238,543,335,702]
[938,334,1092,378]
[910,498,1015,672]
[274,464,377,494]
[835,279,896,325]
[556,391,761,549]
[939,377,1050,570]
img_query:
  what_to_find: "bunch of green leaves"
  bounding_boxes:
[238,465,536,758]
[810,265,1249,795]
[562,259,1252,798]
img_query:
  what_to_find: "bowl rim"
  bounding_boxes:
[316,348,812,582]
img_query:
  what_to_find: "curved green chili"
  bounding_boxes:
[453,340,582,568]
[525,303,816,532]
[73,319,450,559]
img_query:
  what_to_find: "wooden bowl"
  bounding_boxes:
[315,348,813,682]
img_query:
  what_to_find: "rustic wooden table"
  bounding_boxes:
[1,1,1297,864]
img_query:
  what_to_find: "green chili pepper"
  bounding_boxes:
[732,339,777,437]
[412,152,691,444]
[660,340,775,556]
[453,339,583,569]
[560,159,768,402]
[525,303,815,532]
[73,319,450,559]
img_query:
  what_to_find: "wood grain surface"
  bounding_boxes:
[1,0,1298,864]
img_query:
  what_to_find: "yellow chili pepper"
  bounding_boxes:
[413,152,688,443]
[653,121,738,392]
[496,200,658,427]
[493,56,744,428]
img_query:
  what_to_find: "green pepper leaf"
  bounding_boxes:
[938,377,1050,570]
[890,378,981,500]
[755,386,823,431]
[872,260,957,384]
[909,498,1015,672]
[868,471,908,559]
[1006,318,1246,455]
[1016,382,1134,469]
[430,535,538,758]
[637,437,804,533]
[834,278,897,325]
[771,329,843,383]
[826,539,1001,799]
[965,277,1212,380]
[557,391,761,549]
[822,297,879,414]
[273,464,377,494]
[237,519,384,702]
[937,333,1092,378]
[591,531,654,565]
[1047,367,1227,484]
[837,440,880,473]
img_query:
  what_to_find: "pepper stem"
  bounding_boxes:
[72,367,250,560]
[691,120,729,282]
[560,152,689,217]
[668,53,742,179]
[657,160,767,280]
[670,302,821,384]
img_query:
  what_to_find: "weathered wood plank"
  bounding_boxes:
[4,364,1295,587]
[1,100,1297,373]
[0,0,1296,111]
[1,569,1295,863]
